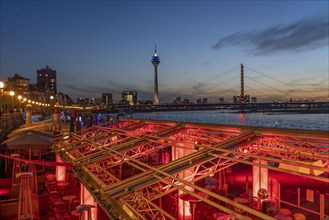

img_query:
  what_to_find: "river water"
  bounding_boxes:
[124,110,329,131]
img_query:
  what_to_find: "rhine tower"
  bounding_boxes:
[151,46,160,105]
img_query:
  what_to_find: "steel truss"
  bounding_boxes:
[53,119,329,220]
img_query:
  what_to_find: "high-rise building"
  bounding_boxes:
[77,98,89,105]
[151,46,160,105]
[90,97,102,105]
[7,74,30,96]
[233,95,239,104]
[102,93,113,106]
[233,95,250,104]
[197,98,208,104]
[121,91,137,105]
[37,65,57,94]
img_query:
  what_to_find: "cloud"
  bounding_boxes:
[62,83,106,94]
[192,82,207,94]
[212,15,328,55]
[202,61,210,66]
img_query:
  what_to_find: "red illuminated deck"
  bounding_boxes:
[53,118,329,220]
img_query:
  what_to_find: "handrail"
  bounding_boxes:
[0,113,24,142]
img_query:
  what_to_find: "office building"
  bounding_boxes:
[102,93,113,106]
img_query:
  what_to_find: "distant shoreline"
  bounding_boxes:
[100,108,329,114]
[235,109,329,114]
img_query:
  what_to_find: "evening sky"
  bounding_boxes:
[1,0,328,102]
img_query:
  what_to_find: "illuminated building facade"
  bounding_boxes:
[7,74,30,96]
[121,91,137,105]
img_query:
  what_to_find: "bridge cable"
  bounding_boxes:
[244,85,282,102]
[245,76,299,100]
[245,66,321,98]
[163,65,239,101]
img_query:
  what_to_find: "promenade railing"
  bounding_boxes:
[0,113,25,142]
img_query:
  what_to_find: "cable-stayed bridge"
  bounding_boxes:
[63,64,328,113]
[160,63,327,105]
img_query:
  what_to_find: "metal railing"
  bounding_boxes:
[0,113,24,142]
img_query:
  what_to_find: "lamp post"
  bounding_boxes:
[18,95,22,112]
[0,81,4,116]
[49,95,54,114]
[50,95,54,107]
[23,98,27,112]
[9,91,15,112]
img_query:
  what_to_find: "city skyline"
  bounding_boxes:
[1,1,328,102]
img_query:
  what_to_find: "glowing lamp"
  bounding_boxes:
[257,188,269,200]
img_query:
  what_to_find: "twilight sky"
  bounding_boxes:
[1,0,328,103]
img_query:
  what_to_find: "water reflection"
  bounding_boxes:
[238,113,246,125]
[130,110,329,131]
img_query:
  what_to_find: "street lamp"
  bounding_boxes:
[0,81,4,116]
[23,98,27,111]
[50,95,55,111]
[9,91,15,112]
[18,95,22,111]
